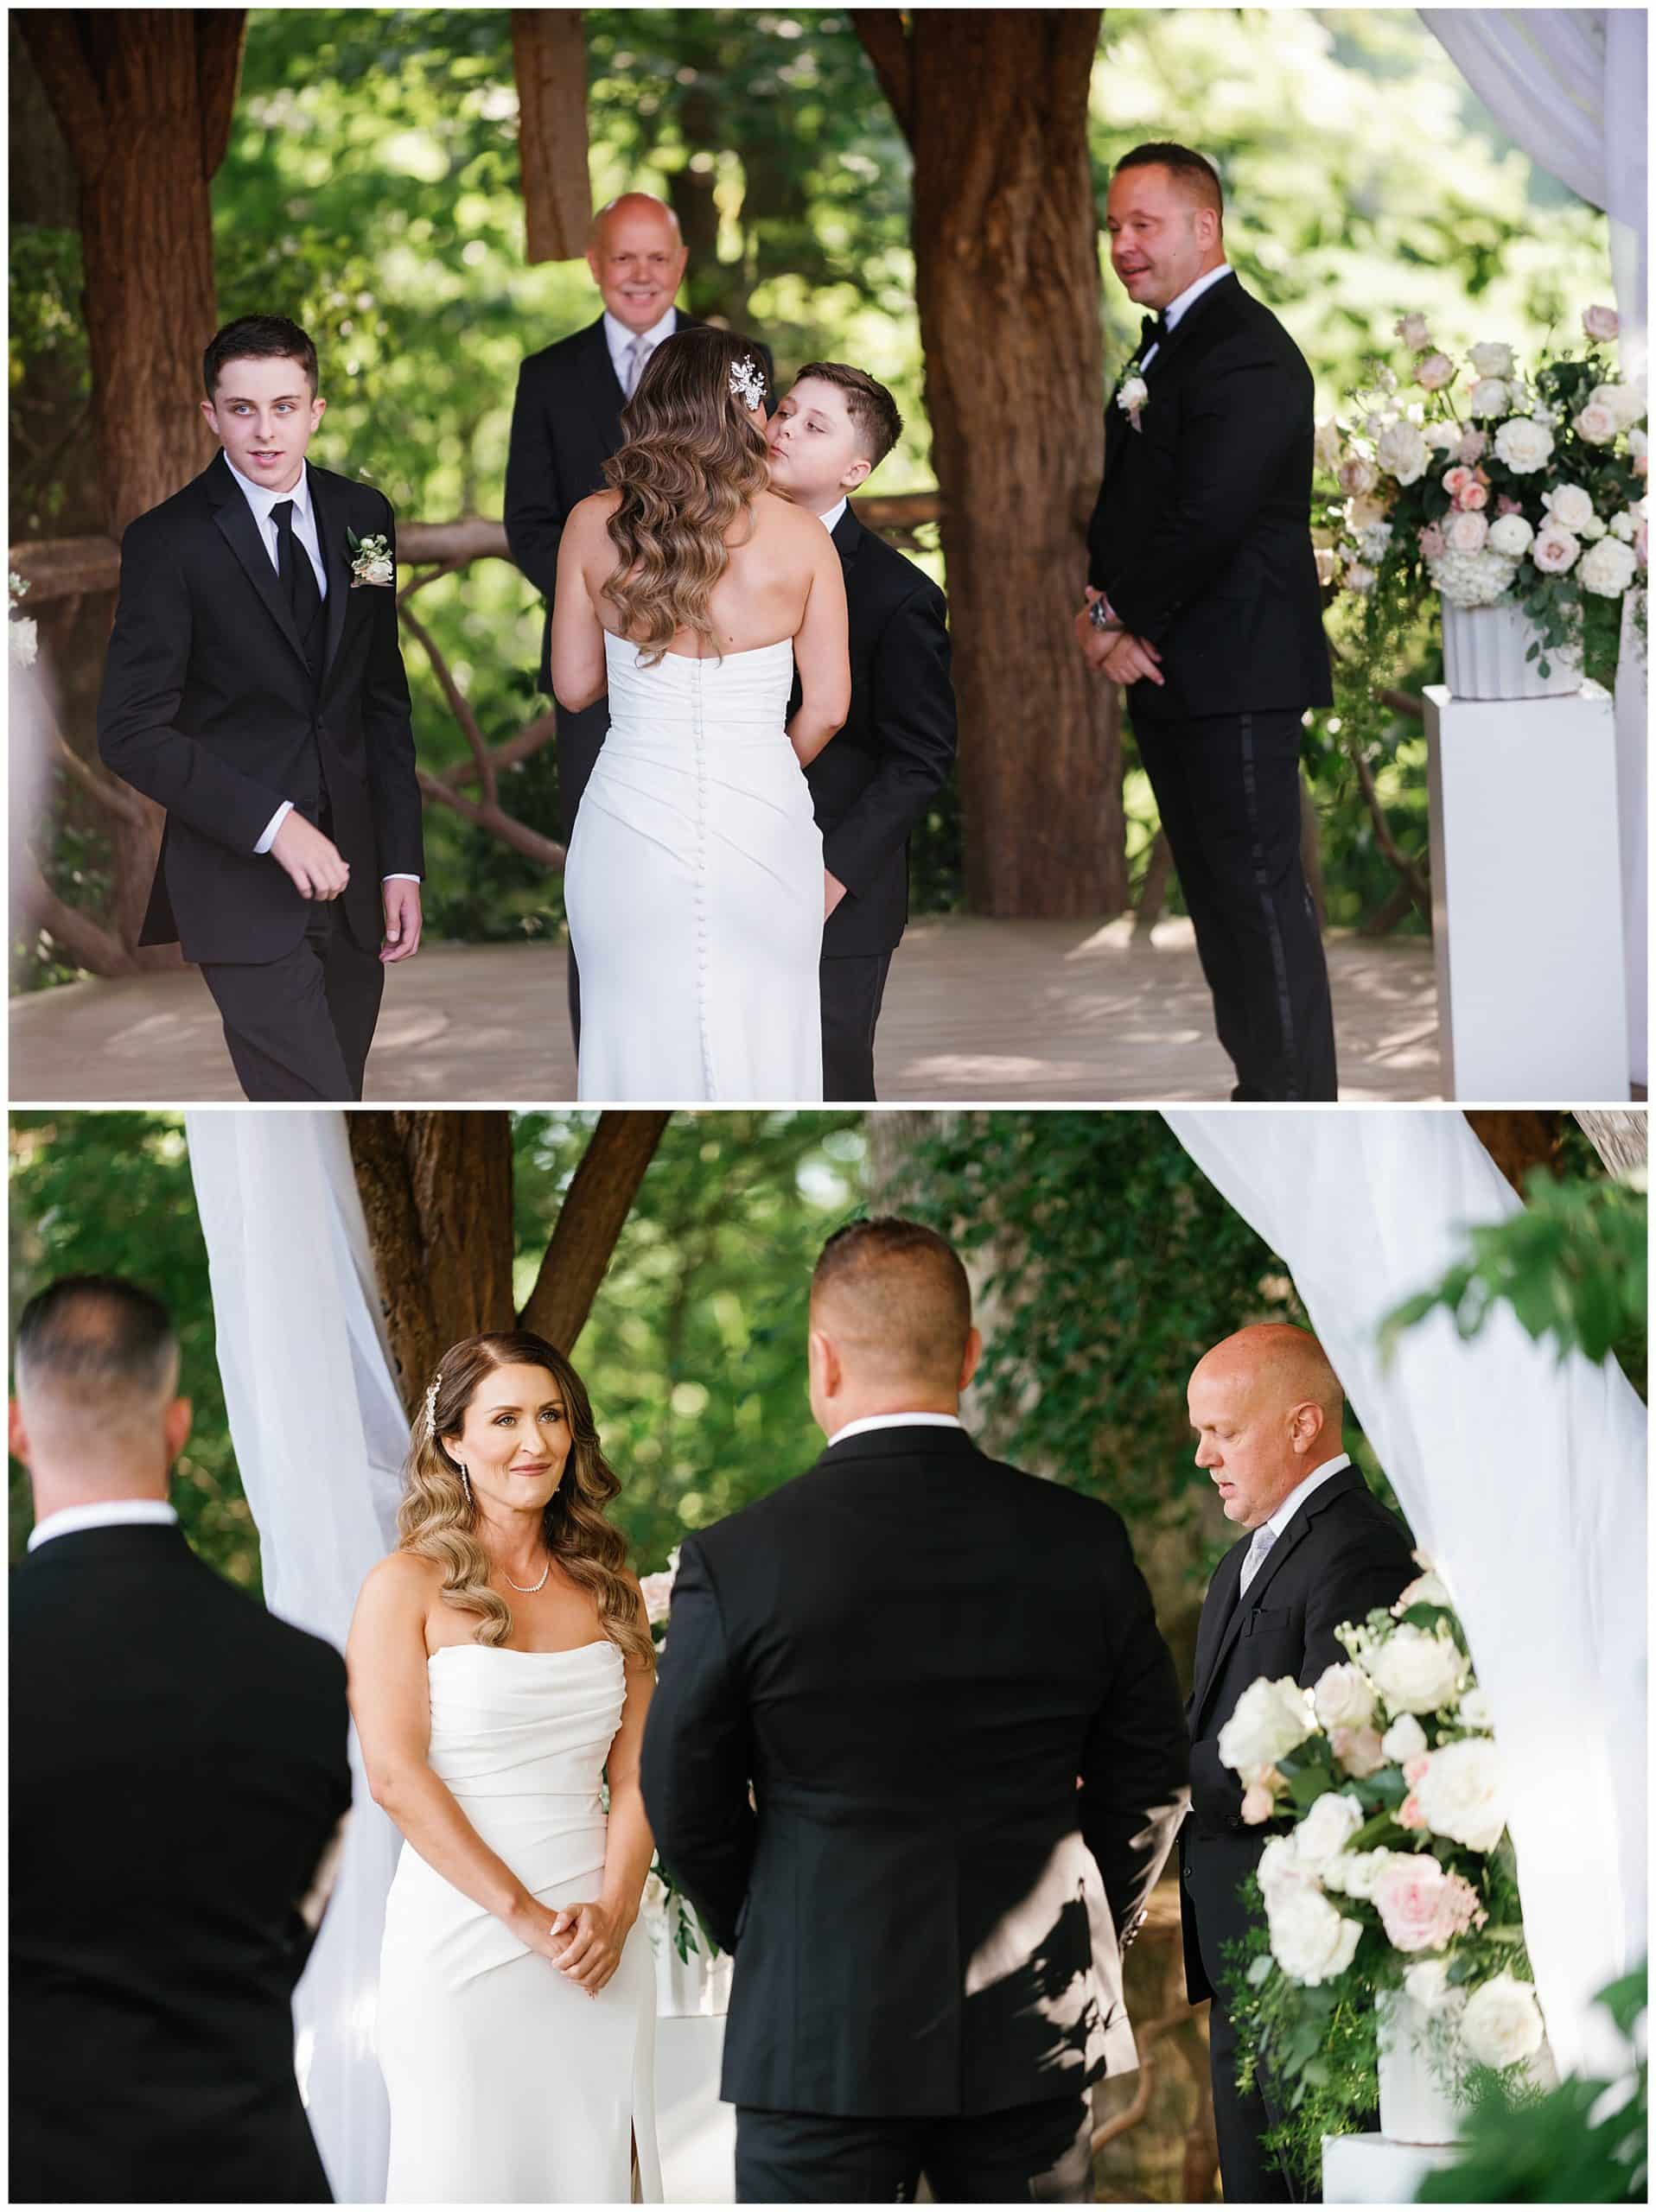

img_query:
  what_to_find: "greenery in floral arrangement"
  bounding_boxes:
[1319,304,1647,694]
[636,1547,722,1966]
[1381,1166,1646,1389]
[1415,1963,1647,2204]
[1217,1567,1547,2189]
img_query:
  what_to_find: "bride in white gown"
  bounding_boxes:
[347,1331,662,2203]
[552,325,850,1103]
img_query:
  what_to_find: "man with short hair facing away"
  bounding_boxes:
[1081,143,1337,1102]
[10,1276,353,2203]
[505,192,774,1046]
[767,369,958,1101]
[1180,1324,1416,2202]
[641,1218,1190,2203]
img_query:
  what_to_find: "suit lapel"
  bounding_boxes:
[204,451,313,679]
[831,505,864,577]
[1189,1539,1246,1717]
[581,315,627,434]
[308,463,352,689]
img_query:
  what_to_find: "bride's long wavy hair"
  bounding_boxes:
[396,1329,652,1668]
[602,325,771,664]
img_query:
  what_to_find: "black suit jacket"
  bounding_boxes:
[97,452,424,964]
[801,509,957,957]
[640,1425,1190,2118]
[1087,271,1334,723]
[10,1522,352,2202]
[504,313,775,694]
[1179,1462,1416,2005]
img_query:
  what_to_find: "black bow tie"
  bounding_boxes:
[1139,312,1168,353]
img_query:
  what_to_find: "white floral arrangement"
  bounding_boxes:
[346,528,394,588]
[10,569,38,668]
[1315,305,1646,683]
[1220,1555,1546,2164]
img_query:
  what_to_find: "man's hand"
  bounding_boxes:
[380,879,424,965]
[1075,586,1120,673]
[825,869,848,921]
[270,811,350,900]
[1101,630,1165,689]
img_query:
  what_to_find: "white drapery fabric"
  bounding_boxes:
[186,1110,409,2206]
[1421,8,1650,1080]
[1165,1109,1646,2078]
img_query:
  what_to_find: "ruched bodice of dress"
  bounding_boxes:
[564,635,824,1103]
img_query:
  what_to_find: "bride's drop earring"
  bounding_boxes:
[457,1463,473,1507]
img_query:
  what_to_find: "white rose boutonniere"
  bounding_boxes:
[1117,363,1150,429]
[347,528,395,588]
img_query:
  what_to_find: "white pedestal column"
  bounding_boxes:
[1424,682,1629,1098]
[1323,2131,1460,2202]
[655,2016,736,2202]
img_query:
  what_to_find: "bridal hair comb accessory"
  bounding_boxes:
[424,1370,441,1434]
[729,355,766,410]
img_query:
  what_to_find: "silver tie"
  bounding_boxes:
[1239,1522,1278,1596]
[624,336,653,397]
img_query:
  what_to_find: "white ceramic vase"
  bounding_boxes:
[650,1904,734,2018]
[1375,1988,1470,2147]
[1440,594,1583,700]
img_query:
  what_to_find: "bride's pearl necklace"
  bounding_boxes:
[502,1557,551,1594]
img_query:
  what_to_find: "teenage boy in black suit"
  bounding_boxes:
[1082,143,1337,1101]
[10,1276,352,2202]
[767,367,958,1100]
[97,314,424,1101]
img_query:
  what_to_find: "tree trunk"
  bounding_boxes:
[519,1111,671,1351]
[347,1112,518,1416]
[511,10,591,264]
[18,11,245,971]
[854,10,1126,918]
[1574,1110,1647,1181]
[1463,1111,1566,1194]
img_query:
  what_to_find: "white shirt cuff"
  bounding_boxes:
[256,799,294,855]
[382,874,422,884]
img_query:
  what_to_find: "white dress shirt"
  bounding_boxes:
[826,1410,964,1448]
[604,306,678,397]
[226,455,419,881]
[28,1498,179,1551]
[1140,261,1232,370]
[1239,1451,1351,1593]
[818,496,849,537]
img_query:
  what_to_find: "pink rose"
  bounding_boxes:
[1241,1782,1277,1824]
[1458,429,1487,464]
[1339,456,1378,497]
[1458,480,1489,512]
[1418,524,1446,560]
[1417,353,1456,392]
[1443,465,1474,499]
[1583,304,1620,342]
[1398,1795,1428,1830]
[1532,524,1581,574]
[1637,523,1648,567]
[1404,1754,1431,1786]
[1637,454,1649,480]
[638,1568,677,1624]
[1576,402,1618,445]
[1496,494,1522,516]
[1331,1723,1386,1777]
[1446,512,1488,555]
[1374,1855,1484,1951]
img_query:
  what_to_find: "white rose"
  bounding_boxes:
[1395,312,1433,351]
[1445,509,1489,554]
[1591,381,1646,432]
[1369,1624,1463,1715]
[1414,1735,1506,1852]
[1468,377,1511,420]
[1544,482,1595,533]
[1266,1885,1365,1987]
[1424,421,1462,454]
[1257,1833,1309,1905]
[1456,1685,1493,1731]
[1404,1958,1461,2013]
[1494,416,1554,474]
[1461,1973,1545,2069]
[1581,513,1607,540]
[1532,524,1582,575]
[1343,562,1378,594]
[1394,1567,1452,1611]
[1611,510,1640,543]
[1580,535,1639,597]
[1576,402,1618,445]
[1119,375,1150,414]
[1468,342,1514,379]
[1333,1847,1398,1902]
[1314,1662,1378,1732]
[1338,455,1378,497]
[1632,428,1649,464]
[1380,1712,1429,1764]
[1357,522,1395,565]
[1291,1790,1368,1875]
[1486,512,1534,558]
[1417,352,1456,392]
[1374,419,1428,486]
[1218,1675,1317,1781]
[1314,418,1344,472]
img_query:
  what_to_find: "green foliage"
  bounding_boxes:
[1383,1166,1647,1389]
[1416,1966,1648,2204]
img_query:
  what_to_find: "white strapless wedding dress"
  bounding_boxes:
[564,633,824,1101]
[377,1642,661,2203]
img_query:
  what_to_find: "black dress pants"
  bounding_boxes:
[819,949,894,1103]
[557,695,610,1052]
[1207,1992,1305,2203]
[200,898,384,1102]
[735,2093,1093,2204]
[1135,709,1338,1101]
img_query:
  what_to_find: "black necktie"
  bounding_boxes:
[1139,311,1168,354]
[271,497,324,677]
